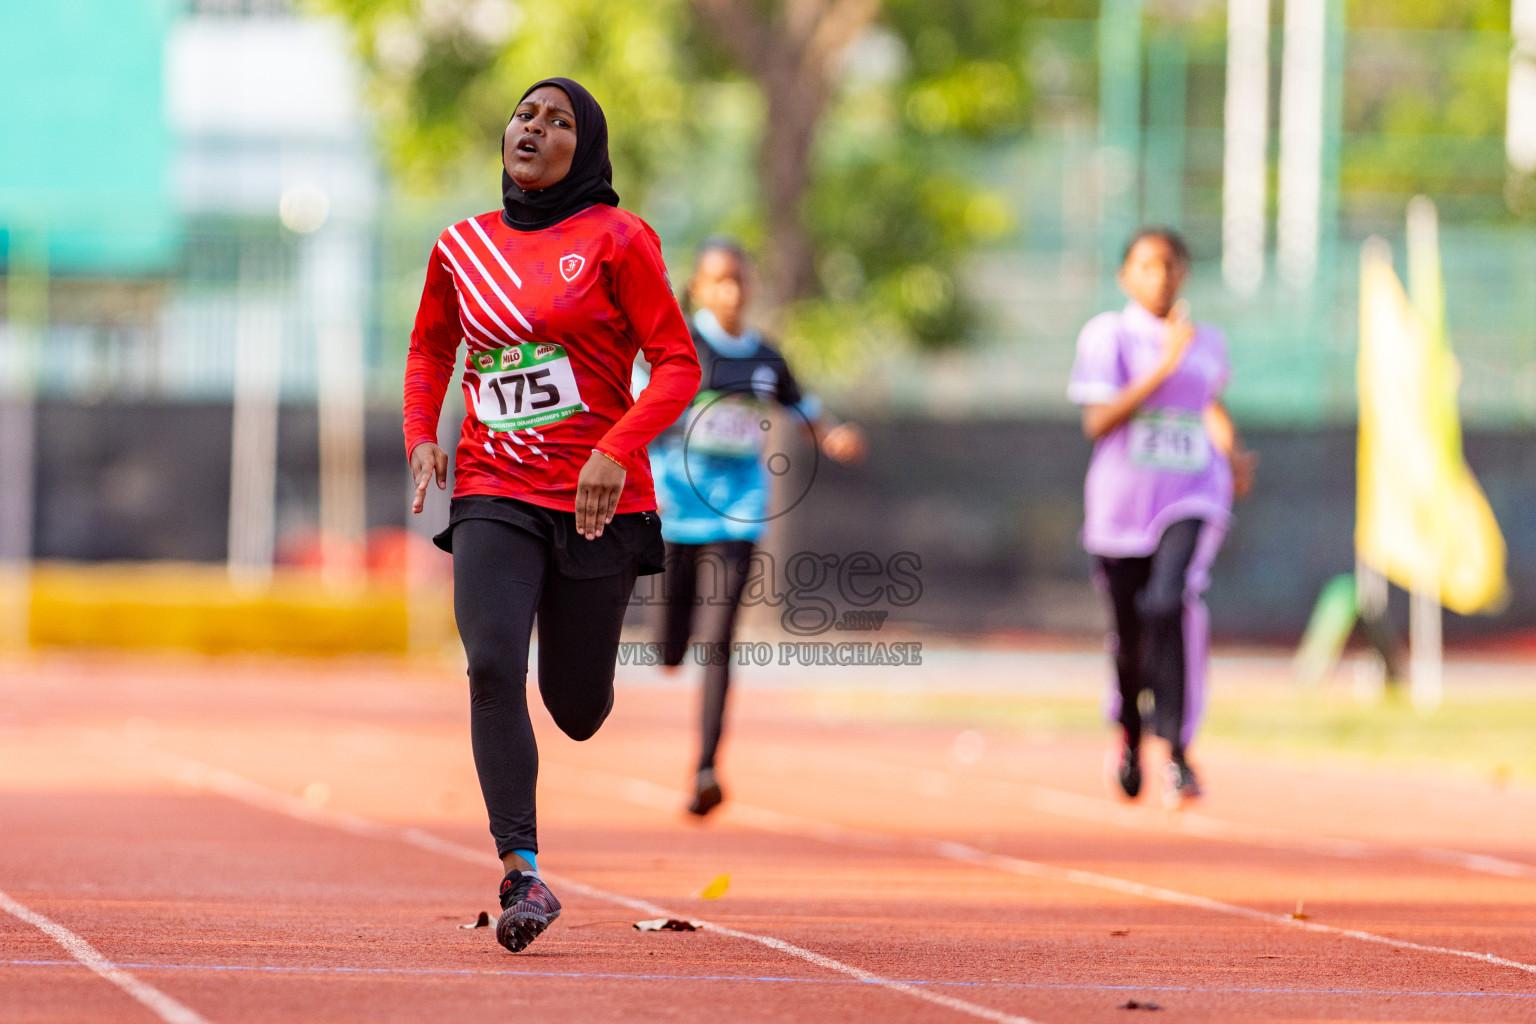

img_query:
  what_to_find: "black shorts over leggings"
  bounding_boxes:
[448,509,656,856]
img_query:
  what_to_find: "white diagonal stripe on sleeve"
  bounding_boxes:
[501,431,546,461]
[448,225,535,333]
[455,299,503,349]
[454,296,503,347]
[437,241,527,342]
[466,216,524,288]
[435,246,507,347]
[451,288,506,348]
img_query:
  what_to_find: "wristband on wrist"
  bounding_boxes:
[593,448,627,470]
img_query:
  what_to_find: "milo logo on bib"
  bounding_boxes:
[470,342,586,432]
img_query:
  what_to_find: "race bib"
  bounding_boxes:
[687,395,768,457]
[469,343,585,431]
[1128,409,1209,473]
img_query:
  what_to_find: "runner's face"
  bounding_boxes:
[690,250,749,335]
[1118,237,1187,318]
[504,87,577,192]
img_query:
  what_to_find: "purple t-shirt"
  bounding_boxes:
[1069,302,1233,557]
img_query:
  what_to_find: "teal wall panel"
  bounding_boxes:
[0,0,179,274]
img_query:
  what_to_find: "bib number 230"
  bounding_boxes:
[470,343,585,432]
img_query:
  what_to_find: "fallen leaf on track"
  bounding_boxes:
[634,918,703,932]
[457,911,491,929]
[698,874,730,900]
[1118,999,1162,1011]
[1110,929,1129,936]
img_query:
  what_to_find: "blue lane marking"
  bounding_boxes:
[4,960,1531,999]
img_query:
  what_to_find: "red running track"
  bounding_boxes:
[2,652,1534,1023]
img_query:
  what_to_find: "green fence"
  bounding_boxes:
[935,16,1536,427]
[4,13,1533,427]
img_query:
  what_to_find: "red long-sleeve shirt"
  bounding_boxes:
[402,205,701,514]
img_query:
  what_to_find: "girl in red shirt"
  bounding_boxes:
[404,77,700,954]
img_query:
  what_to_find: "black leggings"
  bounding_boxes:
[1096,519,1202,755]
[660,541,754,772]
[452,518,637,856]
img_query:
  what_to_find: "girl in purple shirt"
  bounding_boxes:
[1069,229,1256,807]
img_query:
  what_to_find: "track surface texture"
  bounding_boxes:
[2,650,1534,1023]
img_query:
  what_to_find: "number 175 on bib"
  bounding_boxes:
[470,342,586,431]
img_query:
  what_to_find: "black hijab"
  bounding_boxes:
[501,77,620,232]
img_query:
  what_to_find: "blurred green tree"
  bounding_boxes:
[1350,0,1508,31]
[318,0,695,199]
[316,0,1033,363]
[1344,0,1515,219]
[799,0,1030,358]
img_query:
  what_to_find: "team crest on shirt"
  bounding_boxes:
[559,253,585,282]
[501,347,523,370]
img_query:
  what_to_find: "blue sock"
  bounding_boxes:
[512,849,538,874]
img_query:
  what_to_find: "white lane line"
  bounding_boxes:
[1415,846,1536,879]
[934,843,1536,975]
[760,744,1536,881]
[0,888,213,1024]
[540,762,1536,978]
[118,741,1045,1024]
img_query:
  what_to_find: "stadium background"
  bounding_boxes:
[1,0,1530,644]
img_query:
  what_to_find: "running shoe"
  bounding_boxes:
[1112,740,1143,800]
[687,767,723,816]
[495,869,562,952]
[1160,755,1202,809]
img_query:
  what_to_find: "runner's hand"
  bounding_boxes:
[410,442,449,515]
[1159,301,1196,376]
[1231,448,1259,499]
[820,422,867,464]
[575,451,627,539]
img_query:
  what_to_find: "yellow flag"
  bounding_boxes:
[1355,212,1506,615]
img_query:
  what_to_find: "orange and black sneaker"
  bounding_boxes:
[495,869,562,952]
